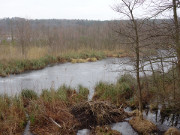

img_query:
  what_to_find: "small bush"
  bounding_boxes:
[56,85,72,101]
[93,78,134,105]
[117,74,136,86]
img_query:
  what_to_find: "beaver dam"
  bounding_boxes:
[71,101,128,129]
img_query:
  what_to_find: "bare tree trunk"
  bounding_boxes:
[10,20,14,43]
[132,15,143,114]
[160,56,166,92]
[141,61,149,92]
[172,65,176,100]
[113,0,144,117]
[173,0,180,83]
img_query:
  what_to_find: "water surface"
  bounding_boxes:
[0,58,131,99]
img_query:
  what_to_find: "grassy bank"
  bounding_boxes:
[93,74,136,106]
[0,85,89,134]
[93,72,180,122]
[0,84,129,134]
[0,46,129,77]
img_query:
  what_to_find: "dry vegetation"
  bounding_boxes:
[0,45,128,77]
[29,100,79,135]
[91,125,122,135]
[129,117,157,135]
[0,96,26,135]
[0,74,180,134]
[0,85,90,135]
[0,0,180,133]
[164,127,180,135]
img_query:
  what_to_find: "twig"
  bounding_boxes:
[49,117,62,128]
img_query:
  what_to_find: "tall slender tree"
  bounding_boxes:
[113,0,146,116]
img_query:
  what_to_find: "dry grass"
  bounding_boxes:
[0,45,22,61]
[164,127,180,135]
[0,96,26,135]
[0,45,48,61]
[129,116,157,135]
[0,45,128,62]
[26,46,49,60]
[71,57,97,63]
[0,45,130,77]
[91,125,122,135]
[71,58,88,63]
[28,100,79,135]
[0,85,90,134]
[105,49,132,58]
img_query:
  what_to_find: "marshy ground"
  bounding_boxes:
[0,73,180,135]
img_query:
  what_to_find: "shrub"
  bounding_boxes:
[117,74,136,86]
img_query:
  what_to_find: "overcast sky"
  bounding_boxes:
[0,0,121,20]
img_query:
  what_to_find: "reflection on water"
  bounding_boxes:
[144,109,180,132]
[111,122,138,135]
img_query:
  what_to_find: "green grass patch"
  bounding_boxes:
[93,74,135,105]
[21,89,38,100]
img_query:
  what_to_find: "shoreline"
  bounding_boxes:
[0,50,129,77]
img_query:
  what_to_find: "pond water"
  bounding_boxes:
[0,58,132,99]
[0,56,172,99]
[144,109,180,132]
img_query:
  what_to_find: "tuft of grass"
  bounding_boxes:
[40,89,52,101]
[56,85,70,101]
[92,125,122,135]
[78,85,89,97]
[117,74,136,86]
[71,58,88,63]
[71,57,98,63]
[21,89,38,100]
[164,127,180,135]
[129,116,157,134]
[75,85,89,101]
[87,57,97,62]
[93,79,134,106]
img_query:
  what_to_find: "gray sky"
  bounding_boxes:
[0,0,120,20]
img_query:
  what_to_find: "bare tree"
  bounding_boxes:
[150,0,180,81]
[113,0,146,116]
[16,19,32,57]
